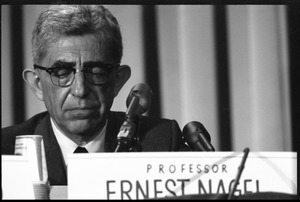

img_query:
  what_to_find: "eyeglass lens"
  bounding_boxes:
[50,66,113,87]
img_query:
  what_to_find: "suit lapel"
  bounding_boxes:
[105,112,124,152]
[34,114,67,185]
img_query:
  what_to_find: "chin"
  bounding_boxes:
[67,120,99,134]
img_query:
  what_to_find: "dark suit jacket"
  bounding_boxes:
[2,111,190,185]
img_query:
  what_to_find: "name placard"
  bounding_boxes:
[67,152,297,199]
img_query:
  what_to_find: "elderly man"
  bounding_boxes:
[2,5,190,185]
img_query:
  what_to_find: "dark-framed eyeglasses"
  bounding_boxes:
[33,62,120,87]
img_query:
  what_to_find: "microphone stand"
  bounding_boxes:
[227,147,250,200]
[114,114,141,152]
[128,114,142,152]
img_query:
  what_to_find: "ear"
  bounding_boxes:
[113,65,131,97]
[23,69,44,101]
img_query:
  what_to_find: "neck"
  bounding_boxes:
[51,118,106,146]
[67,132,99,146]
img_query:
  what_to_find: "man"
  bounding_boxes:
[2,5,190,185]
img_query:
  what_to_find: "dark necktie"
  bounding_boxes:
[74,146,88,153]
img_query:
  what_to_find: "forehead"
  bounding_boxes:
[42,34,106,66]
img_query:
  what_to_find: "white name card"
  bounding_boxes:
[67,152,297,199]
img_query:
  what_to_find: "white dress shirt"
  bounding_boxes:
[50,118,106,167]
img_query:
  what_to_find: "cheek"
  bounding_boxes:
[94,85,115,107]
[42,83,67,113]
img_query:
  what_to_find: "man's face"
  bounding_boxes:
[38,34,117,137]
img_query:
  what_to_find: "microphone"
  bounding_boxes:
[125,83,152,118]
[182,121,215,151]
[114,83,152,152]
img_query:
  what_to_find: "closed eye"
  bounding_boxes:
[52,67,74,78]
[86,66,111,75]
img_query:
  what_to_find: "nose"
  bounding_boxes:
[70,70,88,97]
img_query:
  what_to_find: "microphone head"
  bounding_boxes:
[183,121,211,141]
[183,121,214,151]
[126,83,152,115]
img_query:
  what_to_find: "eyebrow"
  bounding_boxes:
[83,61,109,68]
[50,60,110,69]
[51,60,76,68]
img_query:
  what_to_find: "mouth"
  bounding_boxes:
[67,107,99,119]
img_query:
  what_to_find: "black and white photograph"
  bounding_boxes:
[1,2,299,200]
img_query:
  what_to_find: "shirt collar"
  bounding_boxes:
[50,118,107,165]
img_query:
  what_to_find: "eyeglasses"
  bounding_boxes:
[33,62,119,87]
